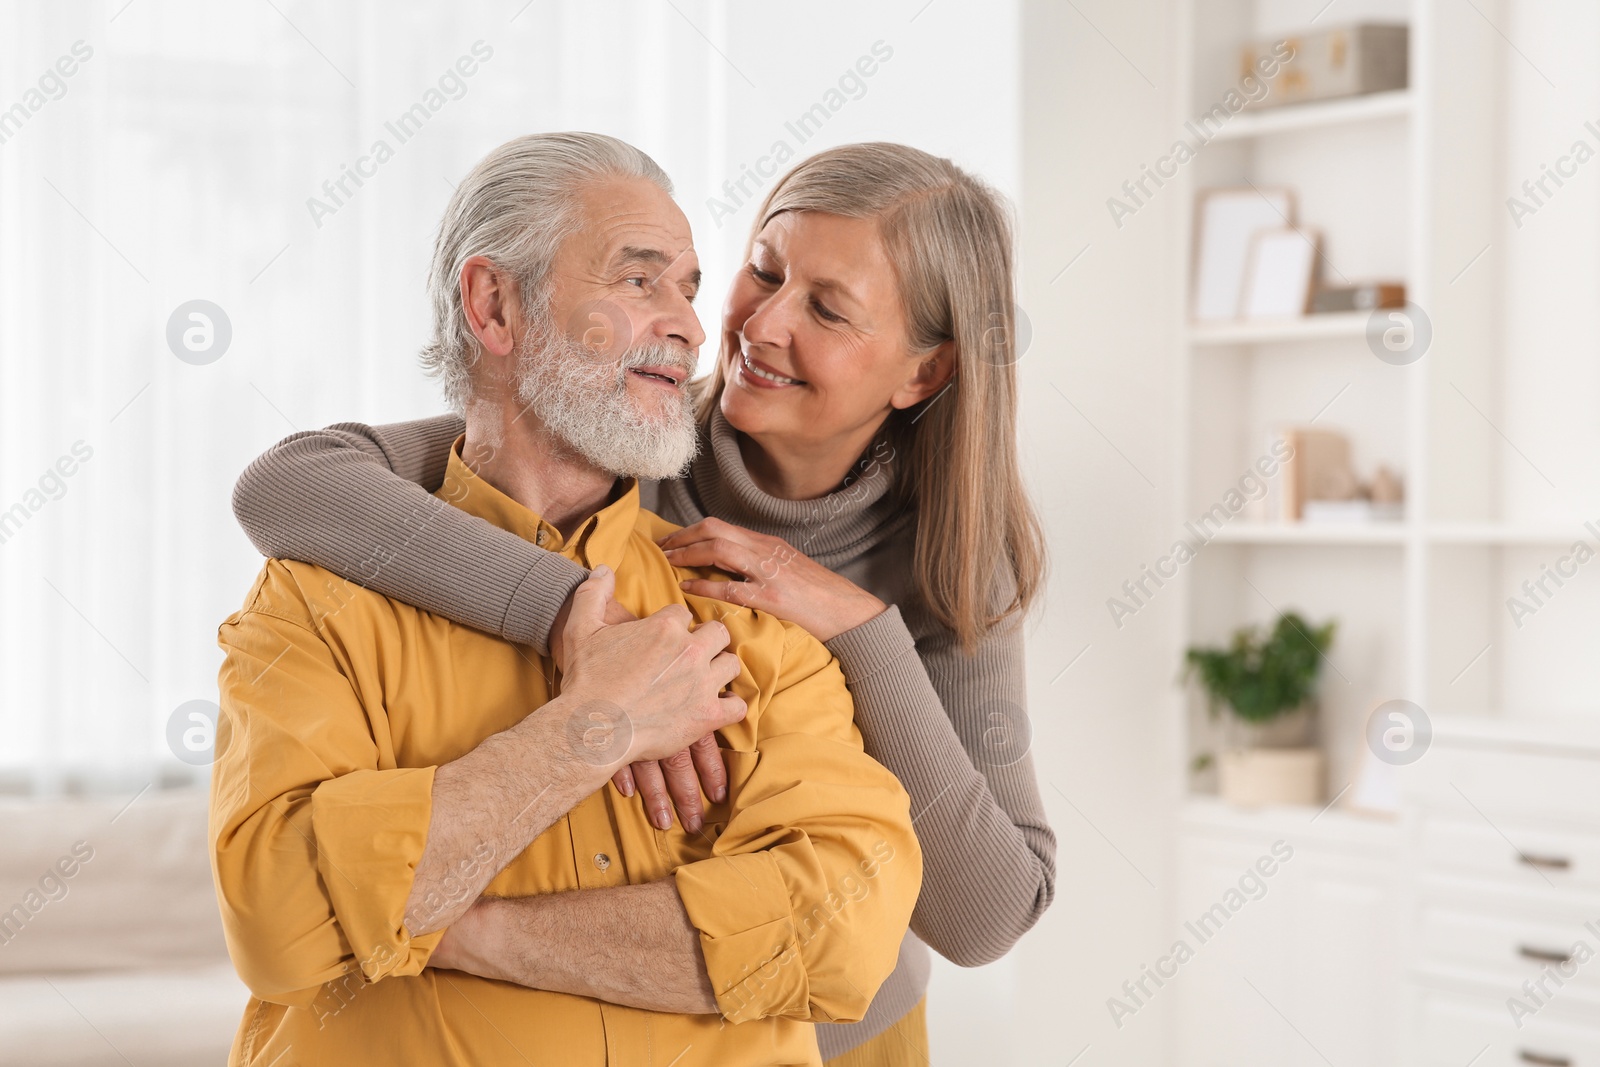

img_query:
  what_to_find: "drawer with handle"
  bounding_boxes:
[1404,735,1600,828]
[1417,987,1600,1067]
[1417,901,1600,1002]
[1418,816,1600,898]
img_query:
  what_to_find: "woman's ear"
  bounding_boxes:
[889,342,956,410]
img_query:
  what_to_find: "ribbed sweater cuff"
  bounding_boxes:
[501,553,590,653]
[823,605,918,681]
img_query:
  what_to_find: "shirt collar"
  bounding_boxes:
[436,436,639,570]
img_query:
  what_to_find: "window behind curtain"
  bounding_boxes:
[0,0,1020,795]
[0,0,721,794]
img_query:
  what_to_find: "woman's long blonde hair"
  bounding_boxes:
[696,142,1045,651]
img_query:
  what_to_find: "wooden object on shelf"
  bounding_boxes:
[1311,281,1406,313]
[1240,227,1321,319]
[1301,464,1406,524]
[1369,464,1403,504]
[1242,24,1410,110]
[1192,186,1296,322]
[1218,748,1325,806]
[1277,426,1357,521]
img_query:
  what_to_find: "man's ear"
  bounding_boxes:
[460,255,521,361]
[889,342,956,410]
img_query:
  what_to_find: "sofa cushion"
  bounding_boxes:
[0,787,228,973]
[0,961,246,1066]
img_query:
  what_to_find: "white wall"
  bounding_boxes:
[706,3,1021,373]
[1013,2,1181,1064]
[1499,0,1600,526]
[1496,0,1600,718]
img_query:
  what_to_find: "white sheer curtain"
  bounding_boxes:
[0,0,729,793]
[0,0,1018,794]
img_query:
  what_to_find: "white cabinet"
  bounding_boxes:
[1173,800,1402,1067]
[1401,720,1600,1067]
[1415,988,1600,1067]
[1173,722,1600,1067]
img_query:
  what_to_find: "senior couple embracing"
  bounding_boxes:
[210,131,1055,1066]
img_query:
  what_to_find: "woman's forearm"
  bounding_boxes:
[232,416,588,655]
[443,882,718,1014]
[825,605,1057,968]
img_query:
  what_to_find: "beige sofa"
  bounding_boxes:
[0,787,246,1066]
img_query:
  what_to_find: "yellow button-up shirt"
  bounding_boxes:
[209,442,922,1067]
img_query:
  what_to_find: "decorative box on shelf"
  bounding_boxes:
[1241,23,1410,109]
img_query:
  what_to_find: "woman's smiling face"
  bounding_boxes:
[718,210,947,456]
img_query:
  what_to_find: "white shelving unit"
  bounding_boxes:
[1175,0,1444,803]
[1166,3,1531,1064]
[1204,86,1413,141]
[1173,0,1521,797]
[1206,521,1407,545]
[1186,310,1369,346]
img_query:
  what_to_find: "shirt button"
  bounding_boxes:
[593,852,611,871]
[536,530,549,547]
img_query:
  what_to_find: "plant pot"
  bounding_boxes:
[1218,747,1325,808]
[1228,703,1316,749]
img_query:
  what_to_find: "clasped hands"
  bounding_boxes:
[548,518,887,834]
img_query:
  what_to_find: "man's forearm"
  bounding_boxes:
[404,695,607,935]
[441,881,719,1015]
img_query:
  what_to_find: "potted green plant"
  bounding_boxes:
[1183,612,1336,807]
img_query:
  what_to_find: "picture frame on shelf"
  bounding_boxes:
[1343,703,1404,818]
[1191,185,1296,322]
[1240,227,1320,319]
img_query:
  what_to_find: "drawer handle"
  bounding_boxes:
[1519,945,1575,965]
[1519,852,1573,872]
[1519,1053,1572,1066]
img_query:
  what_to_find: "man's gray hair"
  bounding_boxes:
[420,132,673,413]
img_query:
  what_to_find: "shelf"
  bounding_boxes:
[1207,90,1413,142]
[1180,795,1402,843]
[1205,523,1600,546]
[1187,311,1369,347]
[1427,522,1596,546]
[1427,713,1600,758]
[1206,522,1407,545]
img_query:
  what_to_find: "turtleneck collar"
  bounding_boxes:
[659,403,911,568]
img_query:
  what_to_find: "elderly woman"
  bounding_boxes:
[232,141,1055,1066]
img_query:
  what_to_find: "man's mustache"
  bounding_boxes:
[617,340,696,381]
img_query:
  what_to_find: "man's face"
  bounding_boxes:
[515,178,706,479]
[548,176,705,363]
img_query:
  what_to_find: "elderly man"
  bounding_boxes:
[209,132,921,1066]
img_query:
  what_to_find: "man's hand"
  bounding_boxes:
[551,571,732,832]
[549,573,636,675]
[404,567,747,938]
[557,565,747,774]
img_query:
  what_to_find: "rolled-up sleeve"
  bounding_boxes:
[672,626,922,1025]
[209,577,443,1007]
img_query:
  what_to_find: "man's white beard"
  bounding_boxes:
[513,315,700,481]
